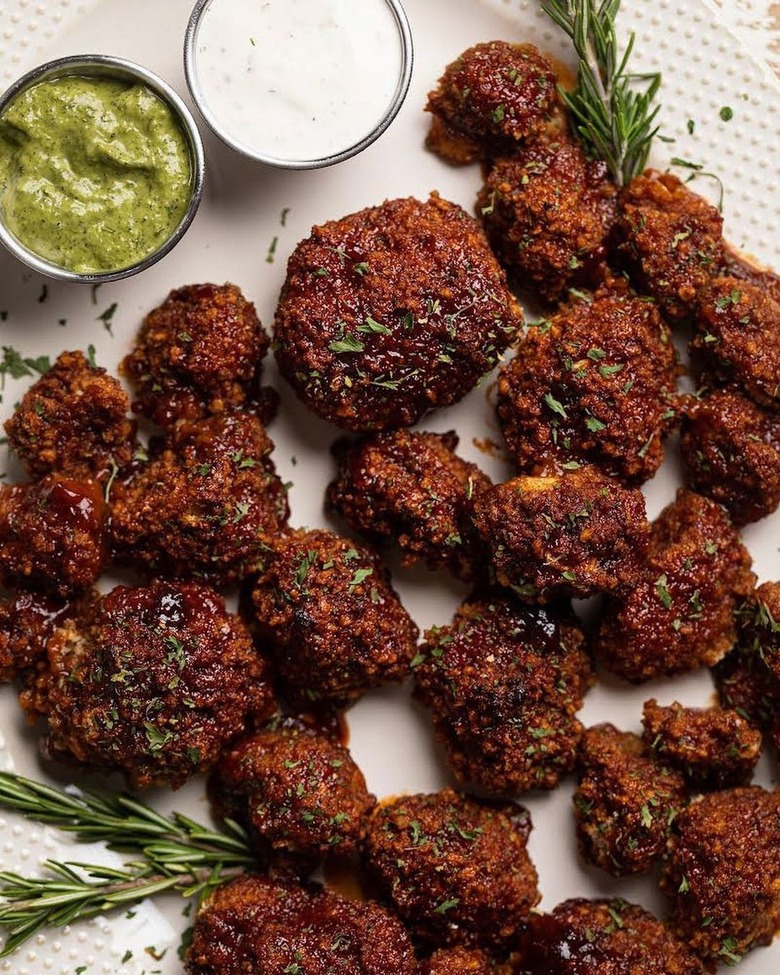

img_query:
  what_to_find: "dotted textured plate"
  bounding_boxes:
[0,1,779,973]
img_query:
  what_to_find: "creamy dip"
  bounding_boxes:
[0,76,192,274]
[192,0,405,163]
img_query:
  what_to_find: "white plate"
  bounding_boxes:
[0,1,779,973]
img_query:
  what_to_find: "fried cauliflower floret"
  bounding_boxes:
[424,947,516,975]
[250,529,418,707]
[414,596,593,794]
[109,411,289,587]
[641,699,761,790]
[573,724,688,877]
[497,283,678,484]
[712,586,780,753]
[0,476,107,597]
[596,490,754,681]
[425,42,558,164]
[21,582,276,788]
[691,277,780,410]
[186,873,418,975]
[4,350,136,480]
[523,898,705,974]
[472,466,649,602]
[211,725,374,867]
[122,283,270,426]
[363,789,539,950]
[679,389,780,525]
[720,242,780,305]
[327,429,492,580]
[660,787,780,964]
[615,170,723,322]
[274,193,522,431]
[477,138,616,303]
[0,589,93,683]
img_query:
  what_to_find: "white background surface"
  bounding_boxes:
[0,0,778,972]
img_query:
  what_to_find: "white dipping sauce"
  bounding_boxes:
[193,0,405,163]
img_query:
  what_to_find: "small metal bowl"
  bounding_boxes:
[0,54,205,283]
[184,0,414,170]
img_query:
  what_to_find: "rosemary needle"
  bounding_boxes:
[0,771,257,957]
[541,0,662,186]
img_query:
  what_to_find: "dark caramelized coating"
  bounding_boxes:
[122,283,270,426]
[679,389,780,525]
[596,489,754,681]
[212,726,374,864]
[641,699,761,790]
[363,789,539,950]
[22,582,275,788]
[573,724,688,877]
[425,42,558,164]
[424,947,514,975]
[477,139,616,303]
[497,283,678,485]
[414,597,593,793]
[0,476,107,597]
[186,873,418,975]
[274,193,522,431]
[615,170,723,322]
[327,429,492,580]
[660,787,780,964]
[472,466,649,602]
[0,589,91,682]
[250,528,418,706]
[712,589,780,743]
[4,350,136,480]
[720,242,780,305]
[523,898,705,975]
[691,277,780,410]
[110,411,289,587]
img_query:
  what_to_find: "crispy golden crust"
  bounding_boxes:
[0,476,107,597]
[414,596,593,793]
[327,429,492,581]
[596,490,754,681]
[212,726,375,865]
[691,277,780,410]
[615,171,723,322]
[273,193,522,431]
[109,411,289,587]
[424,947,515,975]
[425,42,558,164]
[497,283,679,484]
[472,467,649,602]
[250,529,418,707]
[680,389,780,525]
[477,139,616,303]
[186,873,418,975]
[21,582,276,788]
[641,699,761,790]
[573,724,688,877]
[523,898,705,974]
[122,283,270,426]
[363,789,539,950]
[4,350,136,480]
[660,787,780,963]
[0,589,94,683]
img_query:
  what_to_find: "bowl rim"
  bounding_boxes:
[183,0,414,170]
[0,53,205,284]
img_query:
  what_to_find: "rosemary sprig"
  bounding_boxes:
[541,0,662,186]
[0,771,257,957]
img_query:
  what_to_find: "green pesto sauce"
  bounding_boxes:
[0,75,192,274]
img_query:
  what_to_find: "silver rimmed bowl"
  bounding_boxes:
[184,0,414,170]
[0,54,205,283]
